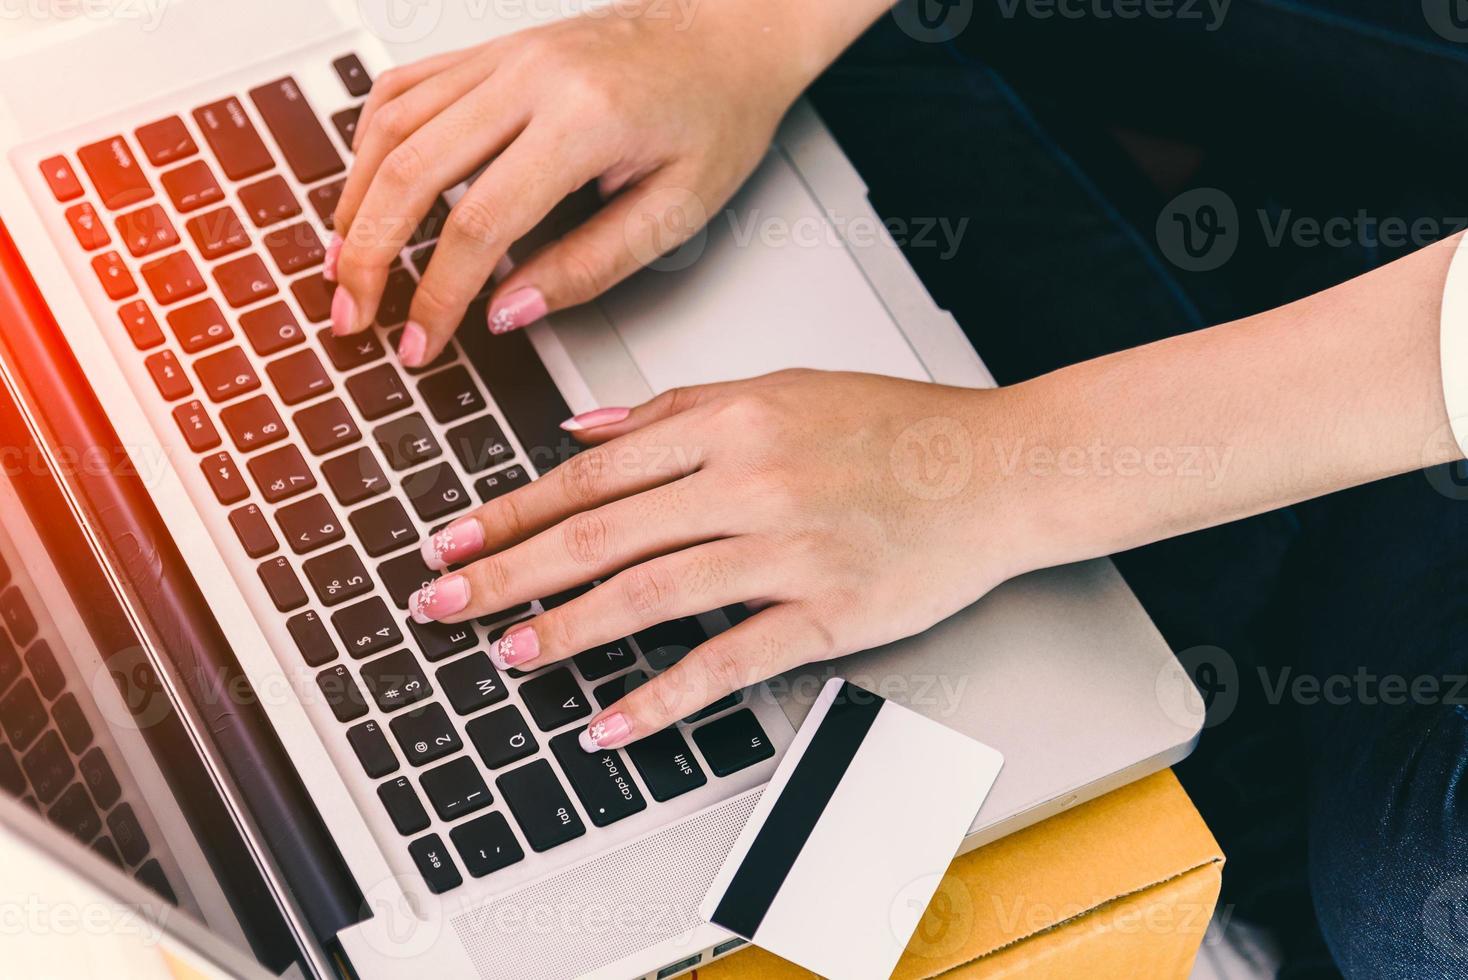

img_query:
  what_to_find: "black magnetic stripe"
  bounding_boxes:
[709,682,885,939]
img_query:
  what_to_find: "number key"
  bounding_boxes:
[390,703,462,766]
[359,649,432,713]
[220,395,287,452]
[331,597,402,659]
[247,444,316,503]
[302,544,371,606]
[195,346,260,402]
[276,493,343,554]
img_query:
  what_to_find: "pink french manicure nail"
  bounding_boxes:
[486,287,547,335]
[560,407,631,432]
[420,517,485,571]
[398,321,427,368]
[322,235,343,282]
[407,574,470,624]
[579,712,632,753]
[490,626,540,671]
[330,286,357,336]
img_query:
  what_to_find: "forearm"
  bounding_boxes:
[1009,233,1463,570]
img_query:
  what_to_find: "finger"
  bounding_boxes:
[403,126,597,366]
[483,537,778,671]
[408,472,728,624]
[560,371,804,443]
[578,605,832,751]
[335,52,493,237]
[418,417,706,571]
[483,170,708,333]
[354,48,480,153]
[334,75,528,334]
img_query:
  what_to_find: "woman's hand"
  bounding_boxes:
[327,0,854,367]
[406,369,1051,751]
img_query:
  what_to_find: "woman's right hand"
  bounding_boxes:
[330,0,857,366]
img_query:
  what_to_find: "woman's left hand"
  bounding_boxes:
[408,368,1045,751]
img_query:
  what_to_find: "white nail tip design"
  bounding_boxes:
[488,632,515,671]
[421,526,455,570]
[578,723,606,753]
[408,580,437,624]
[488,307,515,334]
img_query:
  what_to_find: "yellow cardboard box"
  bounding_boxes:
[695,770,1222,979]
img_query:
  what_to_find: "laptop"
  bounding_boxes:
[0,1,1203,977]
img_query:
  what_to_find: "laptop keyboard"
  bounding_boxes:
[34,53,774,895]
[0,551,177,905]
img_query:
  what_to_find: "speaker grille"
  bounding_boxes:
[452,791,762,979]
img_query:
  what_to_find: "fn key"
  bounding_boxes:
[691,709,775,777]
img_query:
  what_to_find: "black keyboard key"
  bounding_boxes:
[135,859,178,905]
[550,731,646,827]
[56,695,96,753]
[277,494,344,554]
[316,664,368,723]
[635,617,705,671]
[418,366,485,424]
[77,136,152,210]
[409,834,462,894]
[0,678,46,750]
[201,450,249,504]
[303,545,372,606]
[247,444,316,502]
[240,301,305,356]
[92,836,124,869]
[26,642,63,700]
[195,347,259,403]
[495,760,584,853]
[406,617,476,663]
[49,782,101,843]
[573,640,635,682]
[141,251,207,306]
[519,667,591,732]
[229,503,278,557]
[319,327,384,371]
[403,462,470,522]
[693,709,775,777]
[459,308,574,480]
[108,804,150,865]
[626,727,707,802]
[292,272,334,323]
[347,719,398,778]
[22,731,73,804]
[249,77,344,184]
[192,96,272,180]
[450,811,524,878]
[378,775,430,835]
[159,159,224,213]
[0,631,17,693]
[1,589,36,645]
[331,597,402,659]
[220,395,287,452]
[286,609,337,667]
[350,498,418,557]
[374,413,441,470]
[408,245,436,276]
[331,105,360,148]
[296,397,359,454]
[0,743,25,795]
[474,465,530,503]
[465,706,537,769]
[214,253,278,309]
[684,690,743,723]
[145,350,192,400]
[238,175,301,228]
[307,180,345,231]
[333,54,372,96]
[172,400,221,452]
[420,755,492,821]
[267,348,332,405]
[167,298,231,355]
[264,221,326,275]
[78,748,121,810]
[347,363,410,420]
[378,550,434,609]
[437,653,507,715]
[592,670,648,710]
[390,703,462,766]
[359,649,432,713]
[257,556,307,611]
[321,447,388,505]
[184,204,249,260]
[136,116,196,167]
[118,299,163,350]
[447,415,514,473]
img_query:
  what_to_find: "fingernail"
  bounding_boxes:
[322,235,342,282]
[407,574,469,624]
[330,286,357,336]
[560,407,630,432]
[580,712,632,752]
[420,517,484,571]
[397,320,427,368]
[489,625,540,671]
[486,287,547,335]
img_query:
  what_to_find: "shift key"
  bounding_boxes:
[549,731,646,827]
[624,727,707,802]
[249,78,344,184]
[192,97,272,180]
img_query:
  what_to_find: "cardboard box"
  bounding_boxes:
[694,770,1222,979]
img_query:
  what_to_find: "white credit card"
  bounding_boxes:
[699,678,1004,980]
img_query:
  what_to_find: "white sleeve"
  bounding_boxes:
[1442,240,1468,456]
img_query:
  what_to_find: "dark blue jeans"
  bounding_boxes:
[810,5,1468,977]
